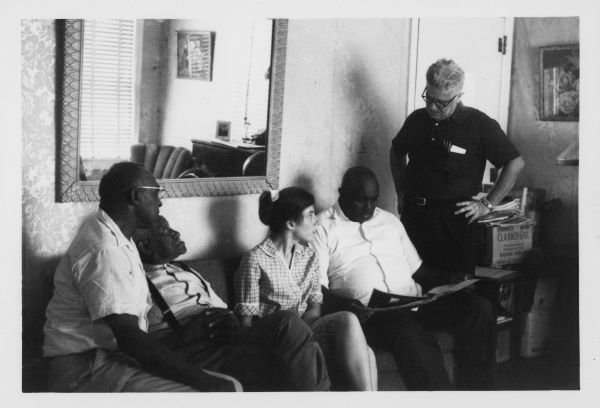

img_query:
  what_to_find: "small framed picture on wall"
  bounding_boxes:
[539,45,579,121]
[215,121,231,141]
[176,30,214,81]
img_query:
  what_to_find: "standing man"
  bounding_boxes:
[391,58,524,280]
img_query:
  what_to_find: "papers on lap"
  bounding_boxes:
[367,279,479,312]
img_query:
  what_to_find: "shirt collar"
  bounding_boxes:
[96,209,132,248]
[259,236,310,258]
[332,201,381,225]
[332,202,350,222]
[427,102,470,125]
[143,263,167,272]
[448,102,469,124]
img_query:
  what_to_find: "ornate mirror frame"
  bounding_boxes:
[55,19,287,202]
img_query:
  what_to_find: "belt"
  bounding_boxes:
[406,196,470,207]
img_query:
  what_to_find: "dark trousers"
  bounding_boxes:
[47,311,330,392]
[363,291,497,390]
[401,197,478,278]
[397,198,496,389]
[165,310,331,391]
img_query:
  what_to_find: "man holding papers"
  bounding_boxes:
[312,167,497,390]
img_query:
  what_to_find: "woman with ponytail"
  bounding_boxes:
[234,187,377,391]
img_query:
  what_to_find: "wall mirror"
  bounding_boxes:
[56,18,287,202]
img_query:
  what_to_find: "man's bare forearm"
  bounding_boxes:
[104,314,232,391]
[390,148,408,213]
[486,156,525,206]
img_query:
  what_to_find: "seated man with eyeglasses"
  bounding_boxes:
[134,215,331,392]
[43,162,244,392]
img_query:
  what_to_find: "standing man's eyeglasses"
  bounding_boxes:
[135,186,167,200]
[421,88,460,111]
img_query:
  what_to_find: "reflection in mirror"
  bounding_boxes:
[79,19,273,181]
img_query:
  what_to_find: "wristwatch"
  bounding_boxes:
[480,197,494,211]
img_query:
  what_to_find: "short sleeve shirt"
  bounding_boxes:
[43,210,152,357]
[311,203,423,306]
[234,237,323,318]
[392,103,520,200]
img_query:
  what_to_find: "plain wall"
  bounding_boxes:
[22,19,411,354]
[508,17,579,250]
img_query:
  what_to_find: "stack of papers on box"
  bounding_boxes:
[477,209,526,225]
[477,195,530,226]
[474,266,520,281]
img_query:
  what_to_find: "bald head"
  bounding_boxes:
[338,166,379,223]
[340,166,379,194]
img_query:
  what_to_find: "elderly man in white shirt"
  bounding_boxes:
[312,166,497,390]
[43,162,239,392]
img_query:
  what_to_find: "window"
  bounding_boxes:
[79,19,136,161]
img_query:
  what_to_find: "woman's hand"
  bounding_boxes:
[301,303,321,326]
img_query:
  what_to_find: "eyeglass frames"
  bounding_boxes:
[135,186,167,200]
[421,88,460,111]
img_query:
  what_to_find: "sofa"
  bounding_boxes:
[23,257,456,392]
[184,258,456,391]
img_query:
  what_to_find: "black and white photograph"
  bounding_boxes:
[176,30,213,80]
[215,120,231,141]
[540,44,580,121]
[5,0,600,406]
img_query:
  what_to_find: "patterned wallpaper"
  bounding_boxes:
[22,20,97,259]
[22,19,97,353]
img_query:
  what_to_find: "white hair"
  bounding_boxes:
[426,59,465,91]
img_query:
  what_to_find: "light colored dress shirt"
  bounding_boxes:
[43,209,152,357]
[312,203,423,306]
[234,237,323,318]
[145,262,228,333]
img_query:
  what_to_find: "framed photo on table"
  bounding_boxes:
[215,121,231,141]
[176,30,214,81]
[539,45,579,121]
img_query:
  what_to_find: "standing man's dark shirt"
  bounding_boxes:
[392,103,520,201]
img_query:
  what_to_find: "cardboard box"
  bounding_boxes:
[482,223,533,266]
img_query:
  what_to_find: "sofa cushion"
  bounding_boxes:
[185,258,240,306]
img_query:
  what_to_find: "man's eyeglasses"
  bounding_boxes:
[135,186,166,200]
[421,88,460,111]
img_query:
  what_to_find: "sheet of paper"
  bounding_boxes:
[426,279,479,296]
